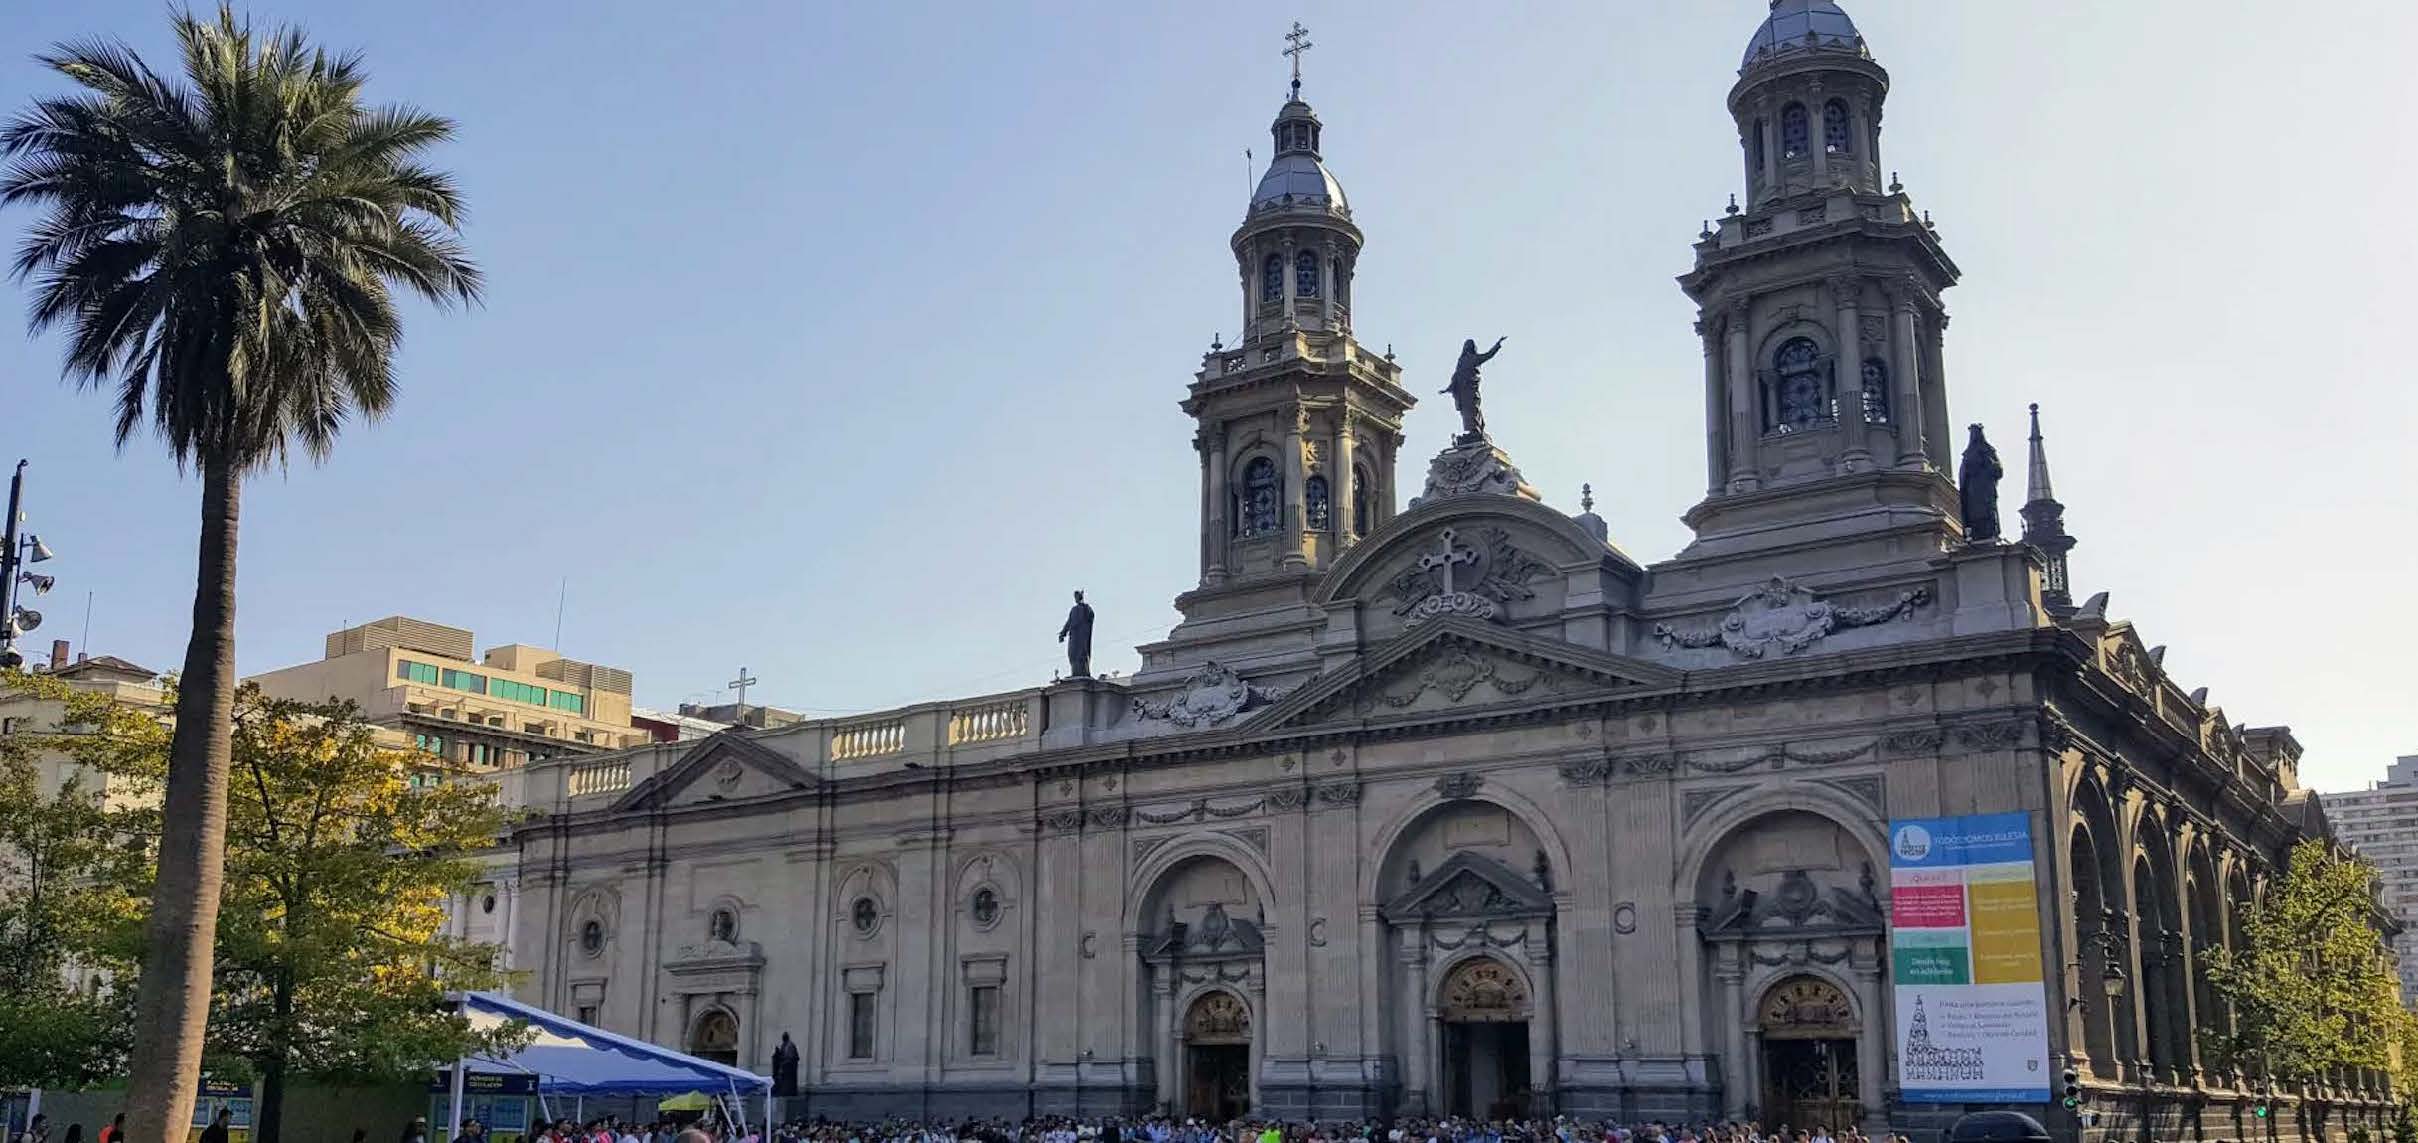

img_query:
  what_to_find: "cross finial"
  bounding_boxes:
[1581,483,1595,513]
[1283,22,1313,101]
[727,666,758,725]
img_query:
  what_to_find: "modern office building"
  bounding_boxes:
[2324,755,2418,1001]
[248,616,650,775]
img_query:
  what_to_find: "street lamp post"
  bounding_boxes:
[0,459,63,670]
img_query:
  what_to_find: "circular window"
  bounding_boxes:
[970,887,1000,928]
[579,919,606,956]
[851,897,880,936]
[481,895,497,915]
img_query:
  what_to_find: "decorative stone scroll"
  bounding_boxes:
[1652,578,1931,659]
[1411,437,1542,507]
[1129,661,1285,729]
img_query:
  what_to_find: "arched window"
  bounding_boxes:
[1351,465,1374,535]
[1295,250,1321,298]
[1780,103,1809,160]
[1824,99,1852,155]
[1304,474,1332,531]
[1765,337,1832,432]
[1859,358,1891,424]
[1261,253,1283,302]
[1236,457,1280,538]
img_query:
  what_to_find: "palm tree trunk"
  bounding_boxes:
[125,449,241,1143]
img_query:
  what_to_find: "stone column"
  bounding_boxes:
[1401,932,1432,1115]
[1205,430,1229,583]
[1281,234,1297,311]
[1888,286,1926,469]
[1699,317,1725,495]
[1756,98,1779,205]
[1832,275,1869,470]
[1919,314,1953,473]
[1335,416,1358,540]
[1526,927,1558,1114]
[1282,406,1308,568]
[1717,954,1748,1120]
[1723,300,1758,491]
[1808,81,1830,186]
[1158,966,1182,1114]
[1196,431,1214,578]
[1320,239,1337,330]
[1853,953,1887,1130]
[1851,93,1876,190]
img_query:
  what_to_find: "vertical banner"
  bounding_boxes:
[1889,812,2052,1102]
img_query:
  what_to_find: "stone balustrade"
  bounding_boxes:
[566,759,631,797]
[947,698,1030,746]
[831,719,906,760]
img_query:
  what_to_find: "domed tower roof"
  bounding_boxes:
[1741,0,1869,72]
[1250,100,1349,215]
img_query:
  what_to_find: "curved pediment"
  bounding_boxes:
[1320,493,1637,609]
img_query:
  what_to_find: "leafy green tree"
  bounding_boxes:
[183,690,519,1143]
[1,8,480,1135]
[2203,839,2414,1088]
[0,669,168,1088]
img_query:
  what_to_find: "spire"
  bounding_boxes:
[2019,402,2078,615]
[2025,402,2055,503]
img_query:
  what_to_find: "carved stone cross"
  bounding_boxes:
[1417,528,1480,595]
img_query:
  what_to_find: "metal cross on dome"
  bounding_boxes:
[727,667,757,723]
[1283,22,1313,100]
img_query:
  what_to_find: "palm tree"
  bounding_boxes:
[2,9,478,1137]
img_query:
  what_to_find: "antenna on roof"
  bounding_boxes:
[553,577,567,649]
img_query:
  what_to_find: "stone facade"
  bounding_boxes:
[495,4,2389,1139]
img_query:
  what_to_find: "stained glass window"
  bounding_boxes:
[1824,99,1852,155]
[1262,253,1283,301]
[1237,457,1280,537]
[1860,358,1892,424]
[1296,250,1321,298]
[1305,474,1332,531]
[1768,337,1831,431]
[1781,103,1809,159]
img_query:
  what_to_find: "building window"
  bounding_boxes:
[1235,457,1280,538]
[1352,466,1373,535]
[969,985,1001,1056]
[1859,358,1892,424]
[1764,336,1833,432]
[550,690,585,715]
[576,1005,598,1026]
[438,668,486,695]
[1781,103,1809,159]
[1261,253,1283,302]
[852,897,880,937]
[579,919,605,957]
[1295,250,1320,298]
[397,660,440,685]
[849,993,876,1059]
[970,887,1000,928]
[481,894,497,915]
[1304,474,1332,531]
[1824,99,1852,154]
[413,732,446,755]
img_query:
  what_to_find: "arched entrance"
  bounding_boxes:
[1758,976,1860,1131]
[689,1008,740,1066]
[1183,991,1252,1121]
[1438,957,1533,1120]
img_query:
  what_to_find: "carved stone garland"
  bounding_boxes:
[1652,577,1931,659]
[1130,661,1286,729]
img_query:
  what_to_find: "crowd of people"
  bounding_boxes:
[409,1116,1914,1143]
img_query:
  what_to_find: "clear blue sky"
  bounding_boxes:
[3,2,2411,791]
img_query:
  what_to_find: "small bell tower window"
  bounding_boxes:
[1859,358,1891,424]
[1261,253,1284,302]
[1305,475,1332,531]
[1824,99,1852,154]
[1781,103,1809,160]
[1764,337,1834,432]
[1295,250,1321,298]
[1236,457,1280,538]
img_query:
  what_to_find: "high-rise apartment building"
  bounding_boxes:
[248,616,650,775]
[2325,755,2418,1001]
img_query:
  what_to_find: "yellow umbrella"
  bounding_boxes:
[657,1092,713,1112]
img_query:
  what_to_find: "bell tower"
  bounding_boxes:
[1182,28,1413,596]
[1676,0,1962,559]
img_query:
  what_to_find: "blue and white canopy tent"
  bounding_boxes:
[446,992,771,1136]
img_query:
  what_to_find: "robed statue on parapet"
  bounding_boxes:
[1443,337,1506,441]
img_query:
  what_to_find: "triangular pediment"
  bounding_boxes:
[1250,617,1678,731]
[1380,852,1554,922]
[610,731,818,812]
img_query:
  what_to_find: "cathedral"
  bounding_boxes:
[493,3,2386,1139]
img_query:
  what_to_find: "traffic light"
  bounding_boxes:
[2254,1102,2271,1120]
[2060,1067,2083,1109]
